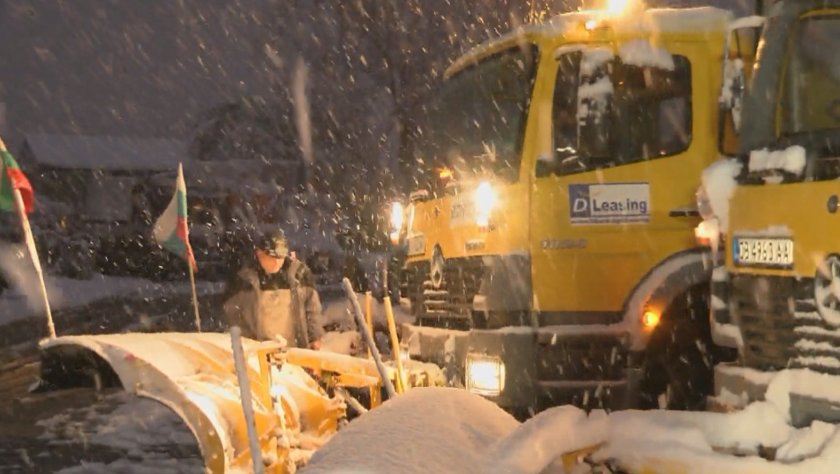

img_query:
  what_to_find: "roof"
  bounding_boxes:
[22,133,188,172]
[445,6,732,78]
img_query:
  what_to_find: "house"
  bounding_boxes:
[19,133,188,225]
[16,132,330,279]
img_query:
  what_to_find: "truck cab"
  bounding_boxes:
[392,5,740,414]
[708,0,840,426]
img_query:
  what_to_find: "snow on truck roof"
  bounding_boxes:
[446,6,731,78]
[22,133,188,172]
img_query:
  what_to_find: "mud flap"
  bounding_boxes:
[624,365,642,409]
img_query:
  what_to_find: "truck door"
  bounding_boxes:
[530,41,700,320]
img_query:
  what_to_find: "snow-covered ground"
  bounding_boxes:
[0,272,223,327]
[0,243,224,327]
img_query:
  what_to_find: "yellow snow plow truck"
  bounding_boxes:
[390,3,752,414]
[705,0,840,427]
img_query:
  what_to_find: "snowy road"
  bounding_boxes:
[0,287,226,473]
[0,389,203,473]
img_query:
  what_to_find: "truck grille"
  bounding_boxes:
[402,258,484,330]
[731,274,840,377]
[731,275,799,370]
[790,295,840,376]
[536,336,626,381]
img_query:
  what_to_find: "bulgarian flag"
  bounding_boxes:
[153,163,197,272]
[0,149,34,214]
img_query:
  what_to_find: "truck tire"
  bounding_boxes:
[638,284,715,410]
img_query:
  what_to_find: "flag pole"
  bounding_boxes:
[13,178,56,339]
[188,263,201,332]
[0,137,55,339]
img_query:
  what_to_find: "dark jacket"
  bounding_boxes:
[222,254,324,346]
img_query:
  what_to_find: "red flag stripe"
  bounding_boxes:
[176,216,197,272]
[6,167,34,214]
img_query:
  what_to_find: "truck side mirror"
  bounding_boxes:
[409,189,430,203]
[719,16,765,153]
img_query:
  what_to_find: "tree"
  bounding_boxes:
[189,95,298,164]
[201,1,584,251]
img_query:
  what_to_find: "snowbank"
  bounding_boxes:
[304,371,840,474]
[597,407,840,474]
[619,39,675,70]
[303,387,518,474]
[749,146,806,177]
[321,294,414,333]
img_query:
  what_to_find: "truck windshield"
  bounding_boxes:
[406,45,537,186]
[779,15,840,136]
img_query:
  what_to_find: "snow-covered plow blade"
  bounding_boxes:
[538,405,840,473]
[305,387,840,474]
[36,333,354,472]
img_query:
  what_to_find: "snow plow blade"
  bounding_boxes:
[37,333,347,473]
[36,332,446,472]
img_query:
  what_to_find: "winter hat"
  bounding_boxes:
[260,229,289,259]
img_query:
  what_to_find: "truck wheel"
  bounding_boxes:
[639,285,715,410]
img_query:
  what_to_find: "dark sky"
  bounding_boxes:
[0,0,273,147]
[647,0,758,15]
[0,0,762,153]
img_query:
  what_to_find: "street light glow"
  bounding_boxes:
[605,0,632,15]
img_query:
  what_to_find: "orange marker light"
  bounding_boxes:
[694,219,719,248]
[642,310,661,330]
[438,167,453,180]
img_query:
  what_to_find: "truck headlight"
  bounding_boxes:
[694,218,720,247]
[389,201,404,244]
[473,181,498,228]
[466,354,505,396]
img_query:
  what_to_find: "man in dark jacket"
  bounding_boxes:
[223,229,324,349]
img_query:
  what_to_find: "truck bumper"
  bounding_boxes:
[404,322,636,413]
[468,328,636,413]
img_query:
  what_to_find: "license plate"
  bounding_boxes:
[407,234,425,256]
[733,237,794,267]
[449,201,475,227]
